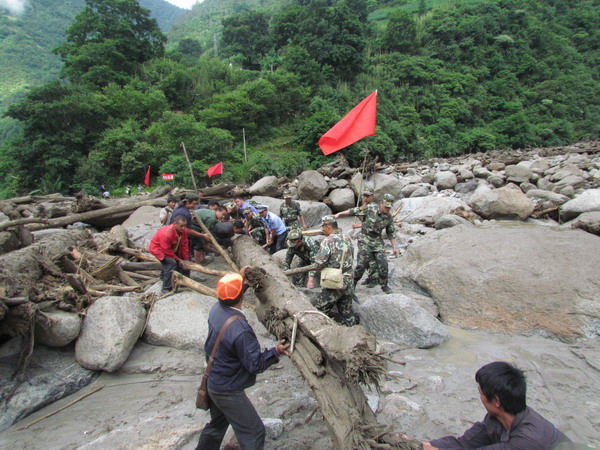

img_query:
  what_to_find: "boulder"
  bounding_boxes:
[529,158,550,174]
[505,165,532,183]
[566,211,600,236]
[472,166,493,179]
[75,296,146,372]
[349,171,367,196]
[559,189,600,221]
[297,171,328,201]
[372,173,403,201]
[434,171,458,190]
[248,176,279,196]
[487,161,505,171]
[357,294,449,348]
[251,196,331,228]
[0,212,9,224]
[35,310,81,347]
[0,345,98,432]
[399,222,600,341]
[552,175,585,191]
[526,189,570,205]
[122,205,161,249]
[143,291,215,350]
[469,183,534,220]
[550,165,582,181]
[0,232,19,255]
[410,186,433,198]
[395,197,471,225]
[328,188,355,213]
[434,214,472,230]
[454,180,480,195]
[487,174,505,188]
[328,179,348,190]
[458,169,474,180]
[537,176,555,191]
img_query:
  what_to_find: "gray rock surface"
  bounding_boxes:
[357,294,449,348]
[297,170,328,200]
[142,291,214,350]
[434,214,472,230]
[399,222,600,341]
[372,173,403,201]
[35,310,81,347]
[469,183,534,220]
[122,205,162,249]
[394,196,471,225]
[0,231,19,254]
[560,189,600,221]
[0,345,98,432]
[75,296,146,371]
[505,164,532,183]
[566,211,600,236]
[248,176,279,196]
[327,188,355,213]
[434,171,458,190]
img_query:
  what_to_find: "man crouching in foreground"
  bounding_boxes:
[196,268,290,450]
[423,361,572,450]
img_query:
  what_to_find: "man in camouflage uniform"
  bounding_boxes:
[284,229,320,288]
[354,193,399,294]
[313,215,358,326]
[242,207,266,246]
[335,188,379,286]
[280,190,307,230]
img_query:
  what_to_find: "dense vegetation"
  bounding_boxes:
[1,0,599,197]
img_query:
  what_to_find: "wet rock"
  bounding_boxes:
[248,176,279,196]
[0,345,98,432]
[434,214,472,230]
[297,170,328,201]
[328,188,355,213]
[35,310,81,347]
[566,211,600,236]
[76,296,146,372]
[399,222,600,341]
[357,294,449,348]
[560,189,600,221]
[434,171,458,190]
[251,196,331,228]
[143,291,214,350]
[469,183,534,220]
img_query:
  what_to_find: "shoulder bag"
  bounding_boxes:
[320,245,348,290]
[196,314,240,410]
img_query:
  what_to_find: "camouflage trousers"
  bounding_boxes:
[291,258,311,287]
[354,240,388,287]
[315,278,358,327]
[249,229,266,246]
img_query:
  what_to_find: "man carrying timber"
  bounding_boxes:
[313,215,358,326]
[353,193,399,294]
[149,215,191,293]
[284,229,320,288]
[242,206,266,246]
[279,190,307,231]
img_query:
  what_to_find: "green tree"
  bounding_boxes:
[382,9,417,53]
[221,10,273,70]
[54,0,166,86]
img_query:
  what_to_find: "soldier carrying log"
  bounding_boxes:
[284,229,320,288]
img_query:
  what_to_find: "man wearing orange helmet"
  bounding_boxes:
[196,267,290,450]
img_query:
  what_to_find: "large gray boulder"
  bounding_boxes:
[372,173,403,201]
[35,310,81,347]
[251,196,331,228]
[566,211,600,236]
[248,176,279,196]
[505,165,532,183]
[434,214,472,230]
[434,171,458,190]
[469,183,534,220]
[143,292,215,350]
[399,222,600,341]
[297,170,328,201]
[328,188,355,213]
[0,344,98,432]
[122,205,161,249]
[357,294,449,348]
[559,189,600,221]
[394,196,471,225]
[75,296,146,372]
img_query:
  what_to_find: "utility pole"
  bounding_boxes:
[242,128,247,162]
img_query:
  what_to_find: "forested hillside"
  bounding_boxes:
[0,0,183,143]
[1,0,599,197]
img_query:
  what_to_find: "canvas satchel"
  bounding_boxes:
[320,245,348,290]
[196,315,240,410]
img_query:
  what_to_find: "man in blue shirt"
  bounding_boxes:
[257,205,288,254]
[196,269,289,450]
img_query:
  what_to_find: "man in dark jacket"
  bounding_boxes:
[423,361,572,450]
[196,268,290,450]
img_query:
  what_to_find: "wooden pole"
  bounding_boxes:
[193,215,239,273]
[180,142,198,192]
[242,128,247,162]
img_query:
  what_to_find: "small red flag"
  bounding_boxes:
[144,166,151,187]
[318,91,377,155]
[207,162,223,178]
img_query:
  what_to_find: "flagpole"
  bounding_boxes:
[180,141,198,192]
[357,140,370,207]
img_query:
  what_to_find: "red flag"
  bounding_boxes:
[144,166,151,187]
[207,162,223,178]
[318,91,377,155]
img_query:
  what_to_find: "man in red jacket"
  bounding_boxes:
[149,215,191,293]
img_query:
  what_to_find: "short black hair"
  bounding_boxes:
[208,200,220,207]
[216,206,227,213]
[167,196,177,203]
[233,220,245,229]
[475,361,526,415]
[172,214,187,225]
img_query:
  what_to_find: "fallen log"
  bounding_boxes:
[11,194,76,205]
[112,244,159,262]
[283,264,318,276]
[231,236,413,449]
[202,183,234,197]
[172,272,217,298]
[179,260,228,277]
[0,218,49,231]
[120,261,162,271]
[193,215,238,272]
[26,198,167,231]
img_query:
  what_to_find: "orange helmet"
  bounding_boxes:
[217,273,244,301]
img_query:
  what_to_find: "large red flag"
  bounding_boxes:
[207,162,223,178]
[144,166,151,187]
[318,91,377,155]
